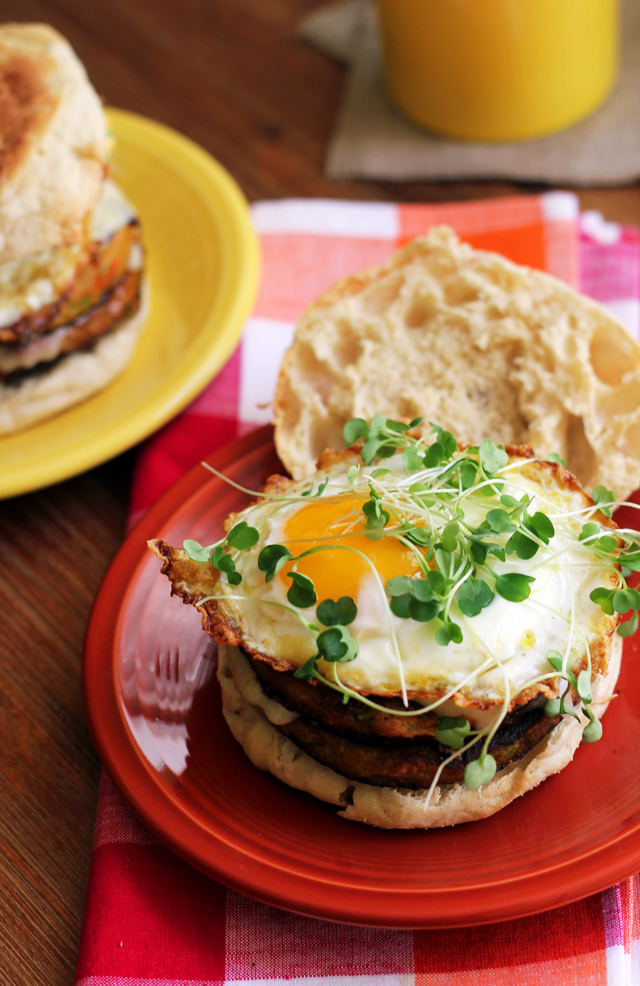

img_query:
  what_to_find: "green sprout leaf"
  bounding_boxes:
[429,424,458,458]
[576,669,592,703]
[582,718,603,743]
[343,417,369,445]
[386,576,415,597]
[622,551,640,574]
[211,543,240,582]
[293,656,320,681]
[478,440,508,476]
[369,412,388,436]
[436,621,463,646]
[505,530,539,560]
[423,440,449,469]
[225,521,259,550]
[435,716,471,749]
[286,571,317,608]
[494,572,535,602]
[486,508,516,534]
[183,538,213,563]
[356,414,400,465]
[464,754,497,790]
[258,544,293,582]
[590,586,615,614]
[427,569,446,593]
[413,578,437,602]
[362,495,390,537]
[301,476,330,498]
[618,611,639,637]
[316,596,357,627]
[612,587,640,613]
[317,625,359,663]
[526,511,555,544]
[579,522,601,542]
[346,464,361,486]
[408,598,439,622]
[387,575,440,622]
[459,460,479,490]
[389,593,412,618]
[470,541,488,565]
[439,521,460,553]
[544,698,562,717]
[546,650,564,673]
[458,576,494,617]
[403,525,431,547]
[403,446,424,474]
[592,484,616,518]
[500,494,519,508]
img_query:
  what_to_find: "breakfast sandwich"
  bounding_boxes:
[0,23,146,433]
[149,417,638,828]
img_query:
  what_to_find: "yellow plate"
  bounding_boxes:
[0,108,260,499]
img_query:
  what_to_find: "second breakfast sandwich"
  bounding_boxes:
[0,22,147,433]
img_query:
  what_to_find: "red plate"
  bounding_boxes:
[83,425,640,928]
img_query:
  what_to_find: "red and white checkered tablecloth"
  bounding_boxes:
[77,194,640,986]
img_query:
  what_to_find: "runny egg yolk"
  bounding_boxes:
[279,494,420,603]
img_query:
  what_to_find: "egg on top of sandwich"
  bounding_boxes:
[0,22,146,433]
[149,415,639,828]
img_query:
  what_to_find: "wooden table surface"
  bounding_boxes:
[1,2,639,983]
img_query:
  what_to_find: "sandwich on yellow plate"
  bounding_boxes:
[150,233,640,829]
[0,22,147,433]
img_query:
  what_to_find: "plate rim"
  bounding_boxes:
[83,425,640,928]
[0,108,259,499]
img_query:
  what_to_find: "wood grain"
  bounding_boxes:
[0,2,638,983]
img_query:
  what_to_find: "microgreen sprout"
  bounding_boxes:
[543,649,603,743]
[301,476,329,498]
[186,414,639,794]
[294,595,359,681]
[183,520,259,586]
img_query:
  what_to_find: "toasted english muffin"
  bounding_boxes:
[0,23,107,264]
[273,227,640,501]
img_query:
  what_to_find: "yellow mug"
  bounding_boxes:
[376,0,619,141]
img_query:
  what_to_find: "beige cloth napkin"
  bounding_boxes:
[300,0,640,185]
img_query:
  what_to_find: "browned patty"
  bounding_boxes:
[253,658,442,739]
[0,267,142,382]
[0,220,142,348]
[245,650,561,787]
[0,221,143,381]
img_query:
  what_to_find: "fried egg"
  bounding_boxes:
[222,448,619,709]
